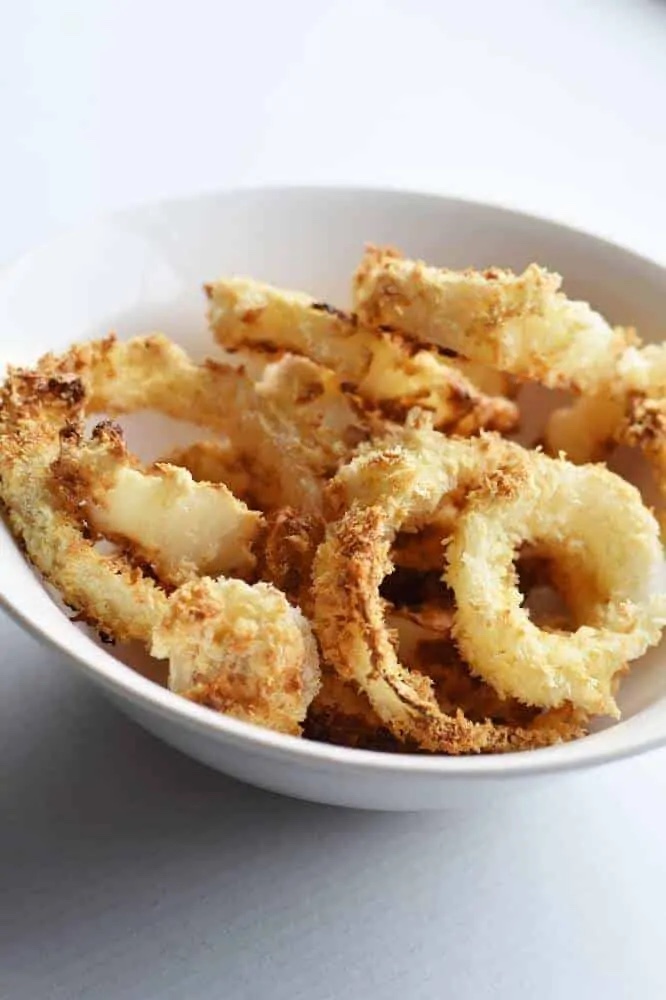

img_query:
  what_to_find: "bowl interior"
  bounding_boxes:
[2,186,666,773]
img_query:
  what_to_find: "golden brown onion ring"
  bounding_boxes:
[43,333,375,514]
[54,420,262,587]
[206,276,517,434]
[0,369,167,642]
[353,246,635,394]
[318,427,665,728]
[446,450,666,716]
[313,502,587,754]
[151,577,320,737]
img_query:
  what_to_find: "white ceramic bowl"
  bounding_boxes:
[2,186,666,811]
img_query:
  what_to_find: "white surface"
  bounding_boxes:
[1,0,665,996]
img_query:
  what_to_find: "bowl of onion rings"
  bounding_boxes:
[2,185,666,811]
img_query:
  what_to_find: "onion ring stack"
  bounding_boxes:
[1,243,665,754]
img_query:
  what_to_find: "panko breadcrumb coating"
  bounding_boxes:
[206,276,517,435]
[152,577,320,736]
[2,246,665,755]
[54,420,262,587]
[353,246,635,393]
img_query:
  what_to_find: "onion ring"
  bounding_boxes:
[313,501,587,753]
[317,428,665,734]
[0,368,167,642]
[42,333,375,513]
[446,449,666,716]
[544,342,666,504]
[353,246,635,394]
[0,350,322,733]
[151,577,320,736]
[53,420,262,587]
[206,276,517,434]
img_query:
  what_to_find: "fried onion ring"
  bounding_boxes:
[0,351,322,734]
[0,369,167,642]
[53,420,262,587]
[314,502,587,753]
[151,577,320,736]
[544,343,666,502]
[317,428,665,732]
[353,246,636,394]
[446,450,666,716]
[206,276,517,434]
[41,333,375,513]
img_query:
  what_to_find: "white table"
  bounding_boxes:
[2,2,665,997]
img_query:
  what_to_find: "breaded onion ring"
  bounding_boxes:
[151,577,320,736]
[314,502,587,753]
[206,276,517,434]
[0,349,323,735]
[318,428,665,732]
[0,369,167,642]
[544,342,666,502]
[54,421,262,587]
[353,246,635,394]
[42,333,375,513]
[446,450,666,716]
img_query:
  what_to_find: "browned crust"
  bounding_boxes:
[314,505,586,754]
[0,368,168,642]
[205,275,518,435]
[255,507,325,615]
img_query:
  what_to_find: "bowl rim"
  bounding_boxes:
[2,182,665,780]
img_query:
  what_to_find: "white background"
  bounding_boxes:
[1,1,666,997]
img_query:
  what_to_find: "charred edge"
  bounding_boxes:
[59,422,82,444]
[48,376,86,404]
[310,302,350,322]
[380,323,460,360]
[91,419,126,447]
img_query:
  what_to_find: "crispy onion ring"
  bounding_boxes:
[54,420,262,587]
[353,246,635,394]
[0,369,167,643]
[446,450,666,716]
[0,338,318,732]
[0,341,322,735]
[316,428,665,736]
[314,502,587,753]
[206,276,517,434]
[43,333,375,514]
[151,577,320,736]
[544,343,666,502]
